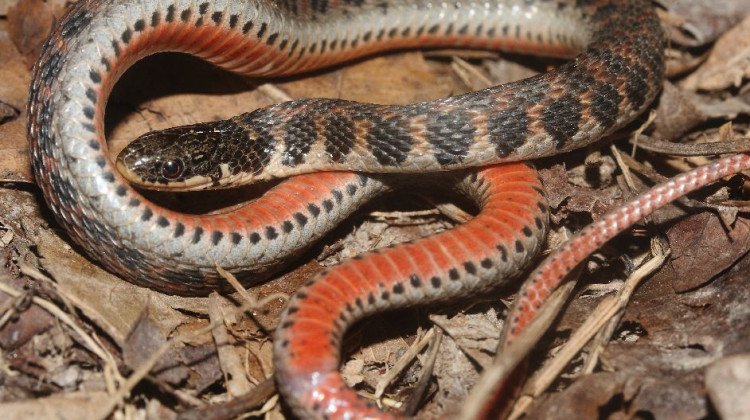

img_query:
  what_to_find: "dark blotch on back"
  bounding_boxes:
[488,108,530,158]
[590,83,620,131]
[282,113,317,167]
[425,111,476,166]
[323,113,356,162]
[541,94,582,148]
[624,63,650,110]
[362,111,413,166]
[229,115,276,176]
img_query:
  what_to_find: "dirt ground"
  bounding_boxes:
[1,0,750,419]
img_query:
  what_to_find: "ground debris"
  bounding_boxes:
[1,1,750,419]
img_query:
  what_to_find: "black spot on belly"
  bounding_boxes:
[166,5,176,22]
[409,274,422,287]
[242,20,253,34]
[265,226,278,240]
[174,223,185,237]
[192,227,204,244]
[121,28,132,44]
[294,212,308,226]
[211,231,223,245]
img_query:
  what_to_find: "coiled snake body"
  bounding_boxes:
[28,0,666,418]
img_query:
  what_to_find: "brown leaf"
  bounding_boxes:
[123,314,221,390]
[30,226,203,346]
[653,81,708,140]
[123,314,189,385]
[0,392,114,420]
[430,310,501,367]
[681,14,750,91]
[666,212,750,292]
[705,354,750,420]
[0,19,34,182]
[0,100,19,123]
[6,0,64,68]
[525,372,630,420]
[527,251,750,420]
[539,164,623,224]
[0,304,55,352]
[663,0,750,46]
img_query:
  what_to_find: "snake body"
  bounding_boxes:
[27,0,665,418]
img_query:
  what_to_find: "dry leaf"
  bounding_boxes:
[705,354,750,420]
[662,0,750,46]
[682,14,750,90]
[666,212,750,292]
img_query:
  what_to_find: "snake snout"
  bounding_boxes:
[116,123,235,191]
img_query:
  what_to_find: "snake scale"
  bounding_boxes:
[26,0,672,418]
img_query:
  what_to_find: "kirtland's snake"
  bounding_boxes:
[24,0,688,418]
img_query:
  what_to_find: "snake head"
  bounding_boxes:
[116,123,228,191]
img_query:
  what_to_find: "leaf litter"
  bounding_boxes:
[1,1,750,419]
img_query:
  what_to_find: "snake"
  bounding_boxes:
[27,0,668,418]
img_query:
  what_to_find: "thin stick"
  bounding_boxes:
[522,239,668,398]
[458,281,577,420]
[374,328,435,398]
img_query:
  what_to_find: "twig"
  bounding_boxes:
[458,281,577,420]
[520,238,668,401]
[255,83,293,102]
[374,328,435,399]
[209,292,254,396]
[611,145,638,191]
[177,377,277,420]
[629,110,656,156]
[451,57,494,89]
[216,265,289,336]
[237,394,279,419]
[217,266,290,311]
[632,134,750,156]
[0,274,123,397]
[403,328,443,416]
[0,291,24,330]
[145,374,207,407]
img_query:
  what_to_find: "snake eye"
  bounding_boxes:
[161,159,185,180]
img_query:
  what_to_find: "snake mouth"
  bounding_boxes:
[115,159,142,184]
[115,159,216,191]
